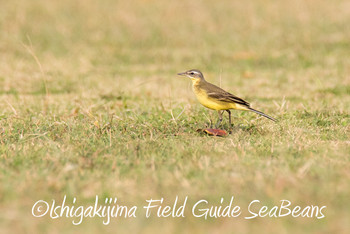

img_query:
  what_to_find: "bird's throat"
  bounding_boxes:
[190,78,202,86]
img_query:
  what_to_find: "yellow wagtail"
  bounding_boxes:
[177,69,276,127]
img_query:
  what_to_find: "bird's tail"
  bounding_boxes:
[248,107,277,122]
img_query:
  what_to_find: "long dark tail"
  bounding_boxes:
[248,107,277,122]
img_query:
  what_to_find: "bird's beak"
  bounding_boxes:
[177,72,186,76]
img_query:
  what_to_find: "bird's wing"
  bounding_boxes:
[206,83,250,107]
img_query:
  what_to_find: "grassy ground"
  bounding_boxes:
[0,0,349,233]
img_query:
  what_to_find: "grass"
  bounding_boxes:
[0,0,349,233]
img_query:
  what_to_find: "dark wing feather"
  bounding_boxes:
[205,82,250,107]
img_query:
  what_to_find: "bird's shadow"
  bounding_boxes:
[204,121,258,134]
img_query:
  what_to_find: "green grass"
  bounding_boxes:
[0,0,350,233]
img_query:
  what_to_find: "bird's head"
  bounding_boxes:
[177,69,204,82]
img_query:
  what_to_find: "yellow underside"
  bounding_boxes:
[192,82,248,111]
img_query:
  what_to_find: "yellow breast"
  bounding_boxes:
[191,80,238,110]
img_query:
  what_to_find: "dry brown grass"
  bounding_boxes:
[0,0,349,233]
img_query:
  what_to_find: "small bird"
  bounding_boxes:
[177,69,276,127]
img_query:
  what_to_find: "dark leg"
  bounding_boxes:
[215,110,223,128]
[226,110,231,126]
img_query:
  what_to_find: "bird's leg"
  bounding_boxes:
[226,110,232,126]
[215,110,223,128]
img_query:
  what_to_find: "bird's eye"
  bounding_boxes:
[190,72,194,75]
